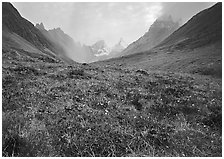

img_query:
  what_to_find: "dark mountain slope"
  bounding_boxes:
[157,2,222,49]
[2,2,75,64]
[2,3,222,157]
[2,27,61,64]
[3,3,52,50]
[36,24,87,63]
[121,16,179,56]
[99,3,222,79]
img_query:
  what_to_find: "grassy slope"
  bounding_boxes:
[158,3,221,48]
[2,50,222,156]
[101,41,222,79]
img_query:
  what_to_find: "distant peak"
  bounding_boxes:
[117,38,127,47]
[119,37,123,41]
[54,27,62,31]
[35,22,45,30]
[118,38,124,44]
[52,27,63,32]
[48,27,65,34]
[149,15,179,30]
[93,40,107,47]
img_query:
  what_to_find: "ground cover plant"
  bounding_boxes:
[2,56,222,157]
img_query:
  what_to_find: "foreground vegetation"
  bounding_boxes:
[2,55,222,157]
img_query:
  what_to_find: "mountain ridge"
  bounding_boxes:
[2,2,75,64]
[2,2,222,157]
[35,23,86,62]
[99,2,222,79]
[121,15,179,56]
[157,2,222,49]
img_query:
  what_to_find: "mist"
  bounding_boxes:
[13,2,215,46]
[12,2,216,63]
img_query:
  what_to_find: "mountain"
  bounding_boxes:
[90,40,111,57]
[2,2,74,64]
[35,23,87,63]
[101,3,222,78]
[112,38,128,53]
[157,2,222,49]
[121,15,179,56]
[82,44,98,62]
[3,3,51,50]
[88,38,128,61]
[35,22,45,30]
[38,21,129,63]
[2,3,222,157]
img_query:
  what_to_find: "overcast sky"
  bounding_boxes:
[13,2,215,47]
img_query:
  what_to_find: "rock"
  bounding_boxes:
[136,69,148,75]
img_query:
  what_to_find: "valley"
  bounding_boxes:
[2,2,222,157]
[2,55,222,157]
[100,41,222,79]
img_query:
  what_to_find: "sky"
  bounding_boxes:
[13,2,215,47]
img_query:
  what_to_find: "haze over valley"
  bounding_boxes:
[12,2,215,63]
[2,2,222,157]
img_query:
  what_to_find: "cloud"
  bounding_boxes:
[159,2,215,25]
[144,3,163,24]
[13,2,215,47]
[13,2,74,31]
[67,2,164,46]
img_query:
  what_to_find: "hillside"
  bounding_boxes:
[36,23,87,63]
[121,15,179,56]
[2,57,222,157]
[88,38,128,62]
[2,2,75,64]
[3,3,51,50]
[102,3,222,79]
[158,2,222,49]
[2,2,222,157]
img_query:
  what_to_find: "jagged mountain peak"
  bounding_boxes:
[112,38,128,53]
[121,16,179,56]
[118,38,128,47]
[148,15,179,30]
[2,2,76,64]
[49,27,64,34]
[2,2,58,51]
[35,22,45,30]
[91,40,111,57]
[53,27,62,31]
[158,2,222,48]
[118,37,124,43]
[92,40,107,48]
